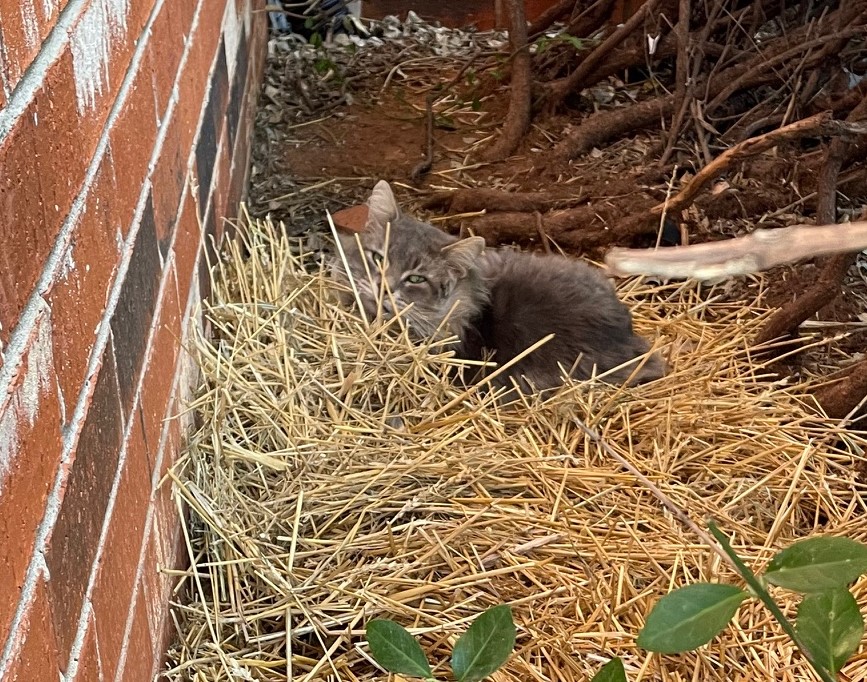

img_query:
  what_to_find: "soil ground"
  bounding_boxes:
[246,21,867,376]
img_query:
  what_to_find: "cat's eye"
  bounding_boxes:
[369,251,384,266]
[405,274,427,284]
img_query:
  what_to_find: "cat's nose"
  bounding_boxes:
[380,300,394,317]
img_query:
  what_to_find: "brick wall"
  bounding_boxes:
[0,0,267,679]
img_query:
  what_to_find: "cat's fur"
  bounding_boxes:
[331,181,666,394]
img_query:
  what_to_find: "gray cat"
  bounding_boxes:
[331,181,665,396]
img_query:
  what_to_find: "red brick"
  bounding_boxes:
[333,205,369,233]
[147,0,187,117]
[140,526,180,671]
[47,161,122,417]
[172,190,202,314]
[5,575,61,682]
[118,583,155,682]
[0,311,64,642]
[127,0,159,49]
[32,48,92,241]
[0,113,42,342]
[175,0,228,153]
[65,0,153,129]
[0,0,62,91]
[150,106,187,250]
[152,412,182,533]
[139,534,163,650]
[139,270,181,459]
[173,28,213,160]
[92,413,151,680]
[70,611,102,682]
[109,61,158,238]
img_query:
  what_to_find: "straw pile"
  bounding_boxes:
[162,212,867,682]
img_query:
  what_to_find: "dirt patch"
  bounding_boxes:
[248,14,867,366]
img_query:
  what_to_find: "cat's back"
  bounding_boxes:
[470,249,661,387]
[481,250,630,327]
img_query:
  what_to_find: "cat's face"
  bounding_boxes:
[332,181,487,338]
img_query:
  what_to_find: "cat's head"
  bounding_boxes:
[332,180,488,338]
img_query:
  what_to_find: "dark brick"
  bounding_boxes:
[111,196,162,412]
[194,104,217,216]
[151,110,186,260]
[46,341,123,660]
[226,29,249,149]
[198,242,212,302]
[195,38,229,213]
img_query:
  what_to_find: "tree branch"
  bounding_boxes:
[604,221,867,279]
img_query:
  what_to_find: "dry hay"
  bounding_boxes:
[162,212,867,682]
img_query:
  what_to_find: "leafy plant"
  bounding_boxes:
[533,33,587,55]
[366,604,516,682]
[590,657,627,682]
[636,523,867,681]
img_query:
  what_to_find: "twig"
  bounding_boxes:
[650,112,867,220]
[754,95,867,346]
[706,26,865,113]
[409,93,436,185]
[479,0,531,162]
[659,0,693,166]
[527,0,578,37]
[545,0,665,109]
[812,357,867,420]
[409,53,479,184]
[604,220,867,279]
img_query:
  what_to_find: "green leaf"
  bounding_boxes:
[765,537,867,593]
[796,587,865,675]
[366,620,433,679]
[591,657,628,682]
[553,34,585,51]
[451,605,516,682]
[637,583,748,653]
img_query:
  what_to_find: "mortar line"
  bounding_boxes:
[0,0,92,140]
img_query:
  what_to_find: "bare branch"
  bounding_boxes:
[604,221,867,279]
[479,0,531,162]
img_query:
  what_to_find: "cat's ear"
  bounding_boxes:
[365,180,401,233]
[442,236,485,274]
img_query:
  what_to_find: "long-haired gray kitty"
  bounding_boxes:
[331,181,665,395]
